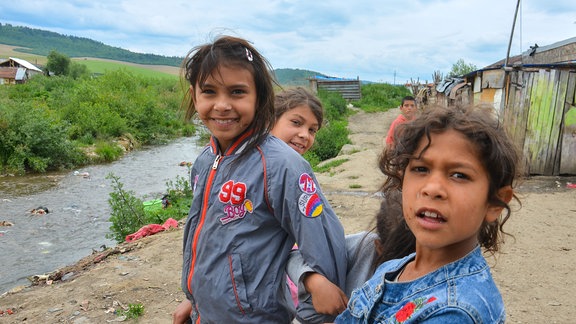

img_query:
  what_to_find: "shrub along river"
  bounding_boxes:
[0,137,202,294]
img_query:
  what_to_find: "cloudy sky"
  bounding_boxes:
[1,1,575,83]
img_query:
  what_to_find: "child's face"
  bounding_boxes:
[400,100,417,120]
[401,129,504,260]
[193,65,257,152]
[271,105,319,155]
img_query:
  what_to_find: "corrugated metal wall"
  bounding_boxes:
[309,78,362,100]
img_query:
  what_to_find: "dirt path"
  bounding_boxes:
[1,109,575,323]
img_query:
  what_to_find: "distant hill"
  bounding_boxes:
[273,68,327,86]
[0,23,334,85]
[0,23,182,66]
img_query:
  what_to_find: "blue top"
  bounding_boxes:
[336,246,505,323]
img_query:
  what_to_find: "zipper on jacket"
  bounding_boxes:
[187,154,222,295]
[212,155,222,169]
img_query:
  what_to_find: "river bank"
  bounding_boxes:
[1,109,575,323]
[0,137,202,295]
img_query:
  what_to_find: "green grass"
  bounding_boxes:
[73,58,178,79]
[313,158,349,173]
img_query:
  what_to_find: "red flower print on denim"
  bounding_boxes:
[395,302,416,322]
[393,296,437,323]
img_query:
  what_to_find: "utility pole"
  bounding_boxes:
[505,0,521,67]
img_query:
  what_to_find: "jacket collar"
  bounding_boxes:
[209,129,255,156]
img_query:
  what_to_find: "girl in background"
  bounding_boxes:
[271,87,323,155]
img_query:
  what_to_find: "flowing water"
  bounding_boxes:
[0,137,203,294]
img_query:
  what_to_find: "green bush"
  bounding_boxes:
[106,173,147,243]
[309,120,350,161]
[317,89,348,121]
[107,172,193,243]
[355,83,411,112]
[143,174,193,224]
[0,100,85,174]
[94,141,124,162]
[0,70,193,174]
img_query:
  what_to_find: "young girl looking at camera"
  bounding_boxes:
[171,36,346,324]
[271,87,323,156]
[336,104,520,323]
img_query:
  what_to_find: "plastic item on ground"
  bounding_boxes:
[125,218,178,242]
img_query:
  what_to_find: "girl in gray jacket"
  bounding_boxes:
[172,36,347,324]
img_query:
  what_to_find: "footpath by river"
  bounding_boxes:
[0,137,202,294]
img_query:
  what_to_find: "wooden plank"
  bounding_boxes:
[525,70,546,174]
[545,70,567,175]
[529,68,557,175]
[560,72,576,174]
[520,72,535,174]
[507,71,528,154]
[525,69,561,174]
[538,69,557,174]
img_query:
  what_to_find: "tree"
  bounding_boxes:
[46,50,71,76]
[69,62,90,79]
[448,59,477,78]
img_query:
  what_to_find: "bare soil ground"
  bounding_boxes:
[1,109,575,323]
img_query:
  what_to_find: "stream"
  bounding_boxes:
[0,137,203,294]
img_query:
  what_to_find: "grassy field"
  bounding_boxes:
[72,58,179,79]
[0,44,47,65]
[0,44,180,79]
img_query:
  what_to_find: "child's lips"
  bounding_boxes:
[416,208,446,223]
[289,141,305,152]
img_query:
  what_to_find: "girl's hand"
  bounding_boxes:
[303,272,349,315]
[172,299,192,324]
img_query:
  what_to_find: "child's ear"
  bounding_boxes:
[485,185,513,223]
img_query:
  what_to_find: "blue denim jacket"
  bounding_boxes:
[336,246,505,323]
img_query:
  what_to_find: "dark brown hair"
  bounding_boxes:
[379,103,521,253]
[181,35,276,155]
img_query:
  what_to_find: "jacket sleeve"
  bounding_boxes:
[267,147,347,323]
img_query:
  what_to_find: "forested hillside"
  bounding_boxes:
[0,23,329,84]
[274,68,326,86]
[0,23,182,66]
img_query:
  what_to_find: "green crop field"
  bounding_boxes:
[72,58,179,79]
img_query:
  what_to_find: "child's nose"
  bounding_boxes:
[420,175,446,199]
[214,99,231,111]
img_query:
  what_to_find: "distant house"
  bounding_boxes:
[424,37,576,175]
[0,57,43,84]
[309,75,362,100]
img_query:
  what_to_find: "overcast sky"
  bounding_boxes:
[1,1,575,83]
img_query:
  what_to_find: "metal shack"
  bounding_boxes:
[309,75,362,101]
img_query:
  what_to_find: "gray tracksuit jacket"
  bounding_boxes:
[181,133,347,323]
